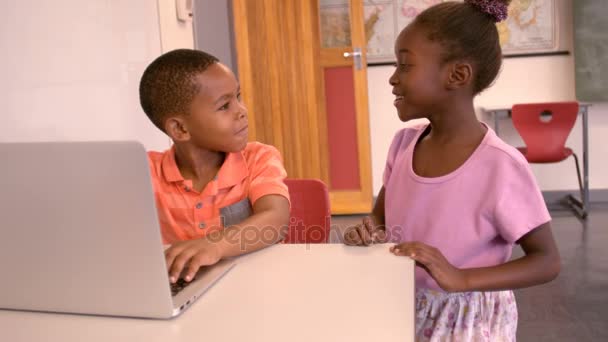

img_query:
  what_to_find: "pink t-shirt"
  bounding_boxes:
[383,123,551,291]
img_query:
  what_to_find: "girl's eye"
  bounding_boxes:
[393,62,411,71]
[219,102,229,111]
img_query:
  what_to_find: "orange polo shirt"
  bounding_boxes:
[147,142,290,244]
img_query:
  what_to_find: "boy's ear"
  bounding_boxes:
[445,61,473,91]
[164,116,190,142]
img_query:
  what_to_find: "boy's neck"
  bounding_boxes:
[173,143,226,192]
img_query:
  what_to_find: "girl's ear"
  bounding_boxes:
[446,61,473,91]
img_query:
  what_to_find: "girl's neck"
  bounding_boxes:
[426,98,485,145]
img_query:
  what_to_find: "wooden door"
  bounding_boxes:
[232,0,372,214]
[316,0,373,214]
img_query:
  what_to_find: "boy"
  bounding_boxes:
[139,49,290,283]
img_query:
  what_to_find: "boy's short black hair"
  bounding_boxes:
[139,49,219,131]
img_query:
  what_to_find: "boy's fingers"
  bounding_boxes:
[184,259,202,282]
[184,254,214,281]
[169,250,196,283]
[164,247,180,272]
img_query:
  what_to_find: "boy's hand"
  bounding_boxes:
[164,236,224,283]
[390,242,468,292]
[343,216,387,246]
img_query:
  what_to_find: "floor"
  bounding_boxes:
[330,205,608,341]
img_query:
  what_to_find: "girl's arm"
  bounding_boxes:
[371,186,386,228]
[391,222,561,292]
[462,222,560,291]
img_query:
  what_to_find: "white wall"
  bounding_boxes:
[368,0,608,194]
[0,0,193,151]
[158,0,195,53]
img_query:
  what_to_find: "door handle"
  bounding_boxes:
[343,47,363,70]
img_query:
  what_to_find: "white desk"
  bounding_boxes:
[0,244,415,342]
[482,104,591,217]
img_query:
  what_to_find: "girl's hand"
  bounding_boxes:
[343,216,387,246]
[390,242,468,292]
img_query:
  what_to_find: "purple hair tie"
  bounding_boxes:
[464,0,509,23]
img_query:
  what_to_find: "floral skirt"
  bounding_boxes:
[415,289,518,342]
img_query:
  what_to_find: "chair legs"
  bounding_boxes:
[565,153,588,219]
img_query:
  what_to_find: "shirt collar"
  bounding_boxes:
[216,149,248,189]
[161,145,248,188]
[161,145,183,183]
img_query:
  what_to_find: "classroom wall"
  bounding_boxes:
[0,0,193,151]
[193,0,237,72]
[5,1,602,194]
[158,0,195,53]
[368,0,608,195]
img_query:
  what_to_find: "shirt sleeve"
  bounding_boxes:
[382,124,426,187]
[247,144,290,206]
[383,129,410,186]
[494,159,551,243]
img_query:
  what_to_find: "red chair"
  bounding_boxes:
[282,179,331,243]
[511,102,587,218]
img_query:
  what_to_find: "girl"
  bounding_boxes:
[344,1,560,340]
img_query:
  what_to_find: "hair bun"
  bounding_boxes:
[464,0,509,23]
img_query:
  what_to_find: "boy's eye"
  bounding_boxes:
[219,102,229,111]
[236,92,242,101]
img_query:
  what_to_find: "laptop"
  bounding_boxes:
[0,141,236,319]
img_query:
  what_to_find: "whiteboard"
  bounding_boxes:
[0,0,170,151]
[574,0,608,102]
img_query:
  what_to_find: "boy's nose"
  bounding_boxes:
[237,105,247,119]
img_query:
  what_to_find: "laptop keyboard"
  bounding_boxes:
[170,277,195,297]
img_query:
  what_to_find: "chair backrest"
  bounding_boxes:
[283,179,331,243]
[511,102,579,162]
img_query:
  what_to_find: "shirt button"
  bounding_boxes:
[195,202,203,209]
[198,222,206,229]
[184,186,190,192]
